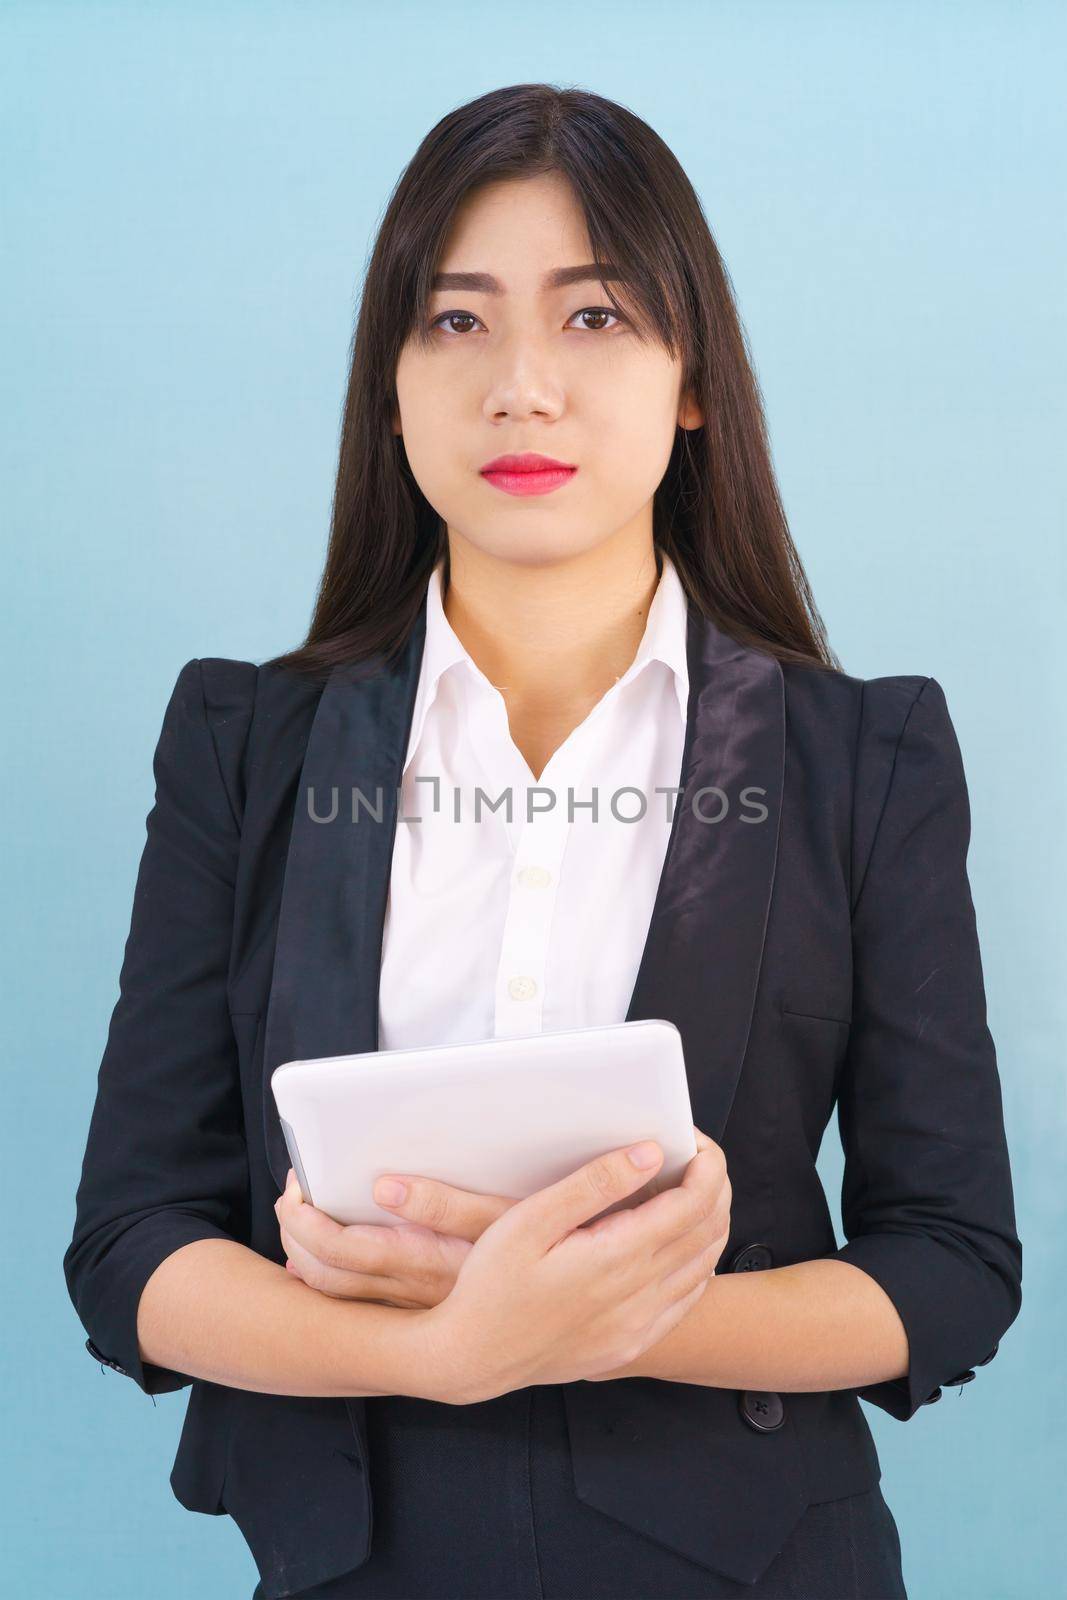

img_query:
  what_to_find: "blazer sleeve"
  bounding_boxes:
[63,657,258,1397]
[829,675,1022,1420]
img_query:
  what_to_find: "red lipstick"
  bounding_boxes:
[480,451,578,498]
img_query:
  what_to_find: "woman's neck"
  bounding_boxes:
[438,526,663,782]
[441,526,662,715]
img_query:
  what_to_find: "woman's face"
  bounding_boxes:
[393,172,702,570]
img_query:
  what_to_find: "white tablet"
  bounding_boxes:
[270,1018,696,1227]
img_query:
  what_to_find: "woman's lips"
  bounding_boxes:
[480,465,578,497]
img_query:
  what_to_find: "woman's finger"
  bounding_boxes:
[277,1184,404,1277]
[371,1173,516,1242]
[275,1172,448,1278]
[278,1214,462,1304]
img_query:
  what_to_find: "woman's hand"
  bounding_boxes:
[275,1167,514,1310]
[414,1127,730,1405]
[275,1127,726,1336]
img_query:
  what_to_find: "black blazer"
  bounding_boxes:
[64,594,1022,1598]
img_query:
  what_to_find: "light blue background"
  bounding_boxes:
[5,3,1063,1596]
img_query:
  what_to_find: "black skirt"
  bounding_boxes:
[251,1383,908,1599]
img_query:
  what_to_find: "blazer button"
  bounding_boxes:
[729,1242,774,1273]
[946,1369,976,1386]
[740,1390,785,1432]
[976,1343,999,1366]
[923,1386,943,1404]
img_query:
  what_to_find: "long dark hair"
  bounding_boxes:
[264,83,840,682]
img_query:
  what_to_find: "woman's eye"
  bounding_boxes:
[567,305,625,332]
[428,305,626,337]
[430,311,483,336]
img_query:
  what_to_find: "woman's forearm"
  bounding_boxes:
[601,1259,910,1390]
[136,1238,441,1399]
[135,1242,907,1400]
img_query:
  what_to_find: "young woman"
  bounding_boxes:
[65,84,1022,1600]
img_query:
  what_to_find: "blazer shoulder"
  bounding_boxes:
[160,655,328,838]
[780,659,941,747]
[197,654,259,707]
[196,656,261,782]
[851,674,969,917]
[198,656,333,814]
[855,674,962,790]
[860,670,939,734]
[155,657,258,835]
[196,655,328,727]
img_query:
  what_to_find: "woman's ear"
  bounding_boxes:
[678,390,704,431]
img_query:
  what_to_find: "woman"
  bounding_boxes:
[64,84,1022,1599]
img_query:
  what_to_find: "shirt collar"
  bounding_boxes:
[403,550,690,773]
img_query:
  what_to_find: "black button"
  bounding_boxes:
[729,1242,774,1273]
[740,1390,784,1432]
[976,1343,998,1366]
[946,1369,976,1386]
[922,1386,943,1404]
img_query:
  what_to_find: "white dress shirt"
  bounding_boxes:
[377,553,690,1051]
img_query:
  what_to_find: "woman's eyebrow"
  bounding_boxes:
[429,264,621,294]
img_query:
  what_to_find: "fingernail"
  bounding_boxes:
[375,1178,408,1206]
[628,1142,661,1170]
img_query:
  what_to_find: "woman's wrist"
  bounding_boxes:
[340,1298,470,1403]
[395,1303,479,1405]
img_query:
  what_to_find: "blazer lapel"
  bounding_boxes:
[260,600,428,1194]
[624,599,786,1139]
[261,588,785,1195]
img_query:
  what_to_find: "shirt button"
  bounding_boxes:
[517,865,552,888]
[507,975,538,1001]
